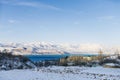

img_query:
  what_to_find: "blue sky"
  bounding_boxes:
[0,0,120,45]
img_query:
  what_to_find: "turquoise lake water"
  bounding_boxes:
[25,53,98,62]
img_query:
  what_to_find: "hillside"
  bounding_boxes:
[0,52,36,70]
[0,66,120,80]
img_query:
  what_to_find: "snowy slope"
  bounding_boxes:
[0,66,120,80]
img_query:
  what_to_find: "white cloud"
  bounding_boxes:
[8,19,17,24]
[0,0,17,3]
[18,2,60,10]
[97,16,115,20]
[0,0,61,11]
[16,2,38,7]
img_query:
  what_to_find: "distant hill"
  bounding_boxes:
[0,52,36,70]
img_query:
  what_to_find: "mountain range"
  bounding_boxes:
[0,42,119,55]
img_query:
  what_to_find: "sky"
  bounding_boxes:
[0,0,120,45]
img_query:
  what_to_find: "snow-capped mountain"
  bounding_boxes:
[0,42,119,55]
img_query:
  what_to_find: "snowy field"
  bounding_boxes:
[0,66,120,80]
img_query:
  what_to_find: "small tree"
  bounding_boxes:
[2,49,8,53]
[98,49,103,61]
[115,49,120,58]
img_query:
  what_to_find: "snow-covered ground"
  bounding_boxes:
[0,66,120,80]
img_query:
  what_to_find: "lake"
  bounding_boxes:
[25,55,66,62]
[25,53,98,62]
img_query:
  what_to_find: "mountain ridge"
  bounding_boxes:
[0,42,119,55]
